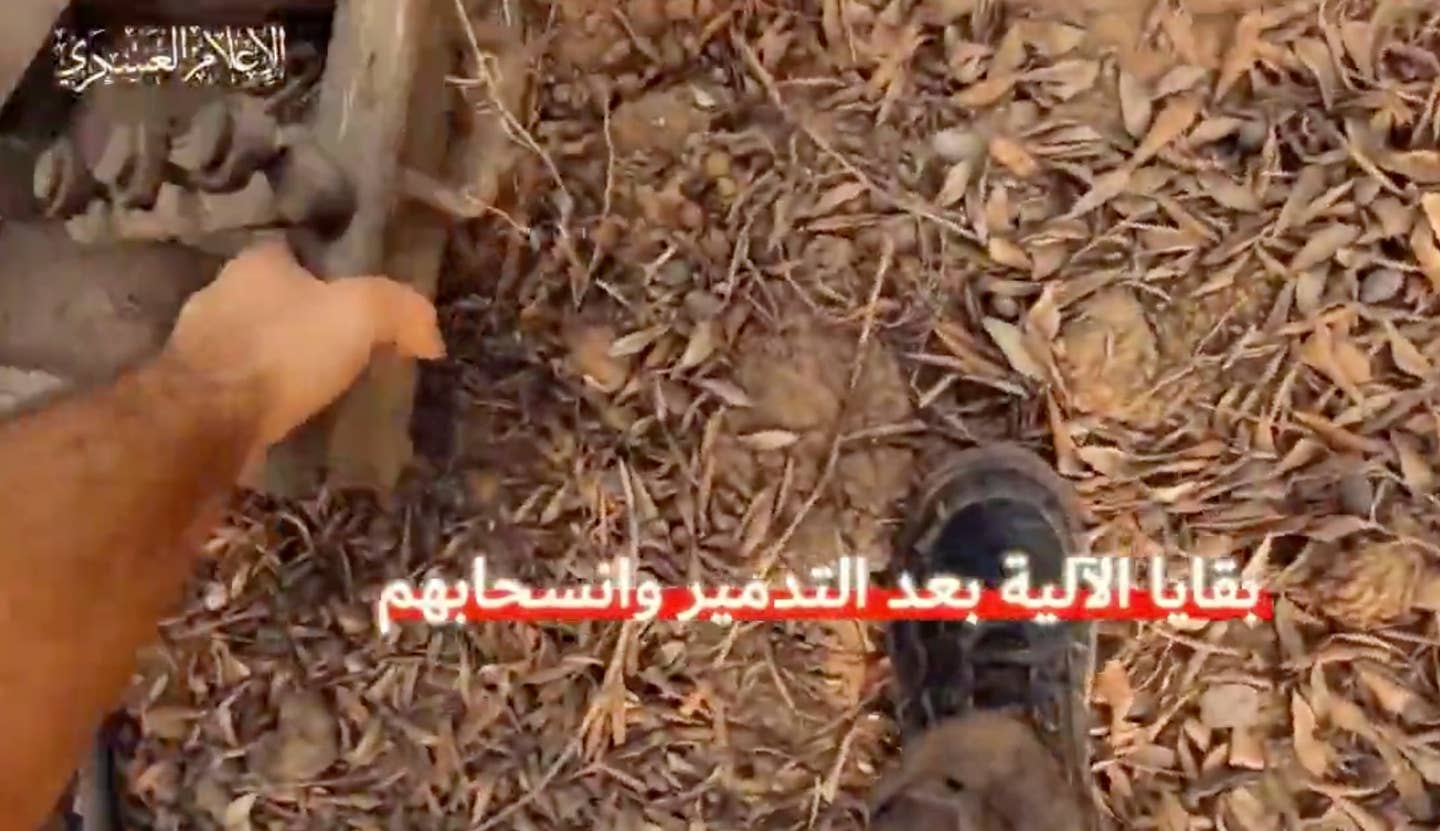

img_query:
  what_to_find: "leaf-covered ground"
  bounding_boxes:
[122,1,1440,829]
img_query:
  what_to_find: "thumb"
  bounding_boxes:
[332,277,446,360]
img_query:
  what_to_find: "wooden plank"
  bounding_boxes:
[263,0,448,494]
[323,0,450,490]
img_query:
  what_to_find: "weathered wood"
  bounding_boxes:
[322,0,451,490]
[263,0,449,494]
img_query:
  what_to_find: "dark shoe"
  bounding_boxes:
[885,444,1094,796]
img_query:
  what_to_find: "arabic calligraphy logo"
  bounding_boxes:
[52,25,288,92]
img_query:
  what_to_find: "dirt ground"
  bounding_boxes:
[110,0,1440,829]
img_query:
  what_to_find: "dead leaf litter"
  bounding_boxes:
[122,0,1440,828]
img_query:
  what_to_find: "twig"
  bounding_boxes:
[473,737,582,831]
[737,40,978,244]
[450,0,571,203]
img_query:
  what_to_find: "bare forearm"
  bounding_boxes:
[0,352,259,831]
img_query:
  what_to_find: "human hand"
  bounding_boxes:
[164,239,445,451]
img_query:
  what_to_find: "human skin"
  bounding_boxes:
[0,240,444,831]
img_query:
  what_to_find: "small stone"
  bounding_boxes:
[704,150,732,178]
[931,127,983,162]
[660,258,693,286]
[1338,473,1373,516]
[1360,268,1403,303]
[684,289,724,320]
[989,293,1020,319]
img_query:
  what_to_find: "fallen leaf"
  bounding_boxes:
[223,793,259,831]
[981,317,1045,381]
[1358,664,1432,723]
[677,320,719,370]
[955,72,1016,108]
[1066,168,1132,218]
[987,237,1031,270]
[1094,659,1134,727]
[609,325,668,358]
[812,181,867,215]
[1410,222,1440,290]
[1292,693,1330,776]
[1199,683,1260,729]
[1215,11,1267,101]
[1384,321,1433,378]
[695,377,754,408]
[1227,726,1266,770]
[936,160,973,207]
[250,689,339,783]
[1118,71,1152,139]
[1076,445,1130,478]
[569,324,632,393]
[1392,432,1434,495]
[1199,171,1260,212]
[739,430,800,451]
[989,135,1039,178]
[1289,224,1360,272]
[1305,514,1371,542]
[1132,94,1202,167]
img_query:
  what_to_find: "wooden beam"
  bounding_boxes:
[323,0,451,490]
[264,0,449,494]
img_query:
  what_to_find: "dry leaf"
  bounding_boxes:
[1305,514,1370,542]
[1358,664,1432,723]
[695,377,754,408]
[1094,659,1134,724]
[1199,171,1259,212]
[1409,222,1440,290]
[1291,692,1330,776]
[677,320,719,370]
[1384,321,1433,378]
[1199,683,1260,729]
[1227,726,1266,770]
[223,793,259,831]
[1289,224,1360,272]
[1392,432,1434,495]
[936,160,973,207]
[1076,445,1130,479]
[988,135,1039,178]
[981,317,1045,381]
[1118,71,1152,139]
[569,324,632,393]
[1026,283,1061,341]
[609,325,668,358]
[1215,11,1267,100]
[812,181,867,215]
[1131,94,1202,167]
[955,73,1016,108]
[987,237,1031,270]
[739,430,800,451]
[1418,192,1440,234]
[1067,168,1132,218]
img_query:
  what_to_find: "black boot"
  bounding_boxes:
[874,444,1094,829]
